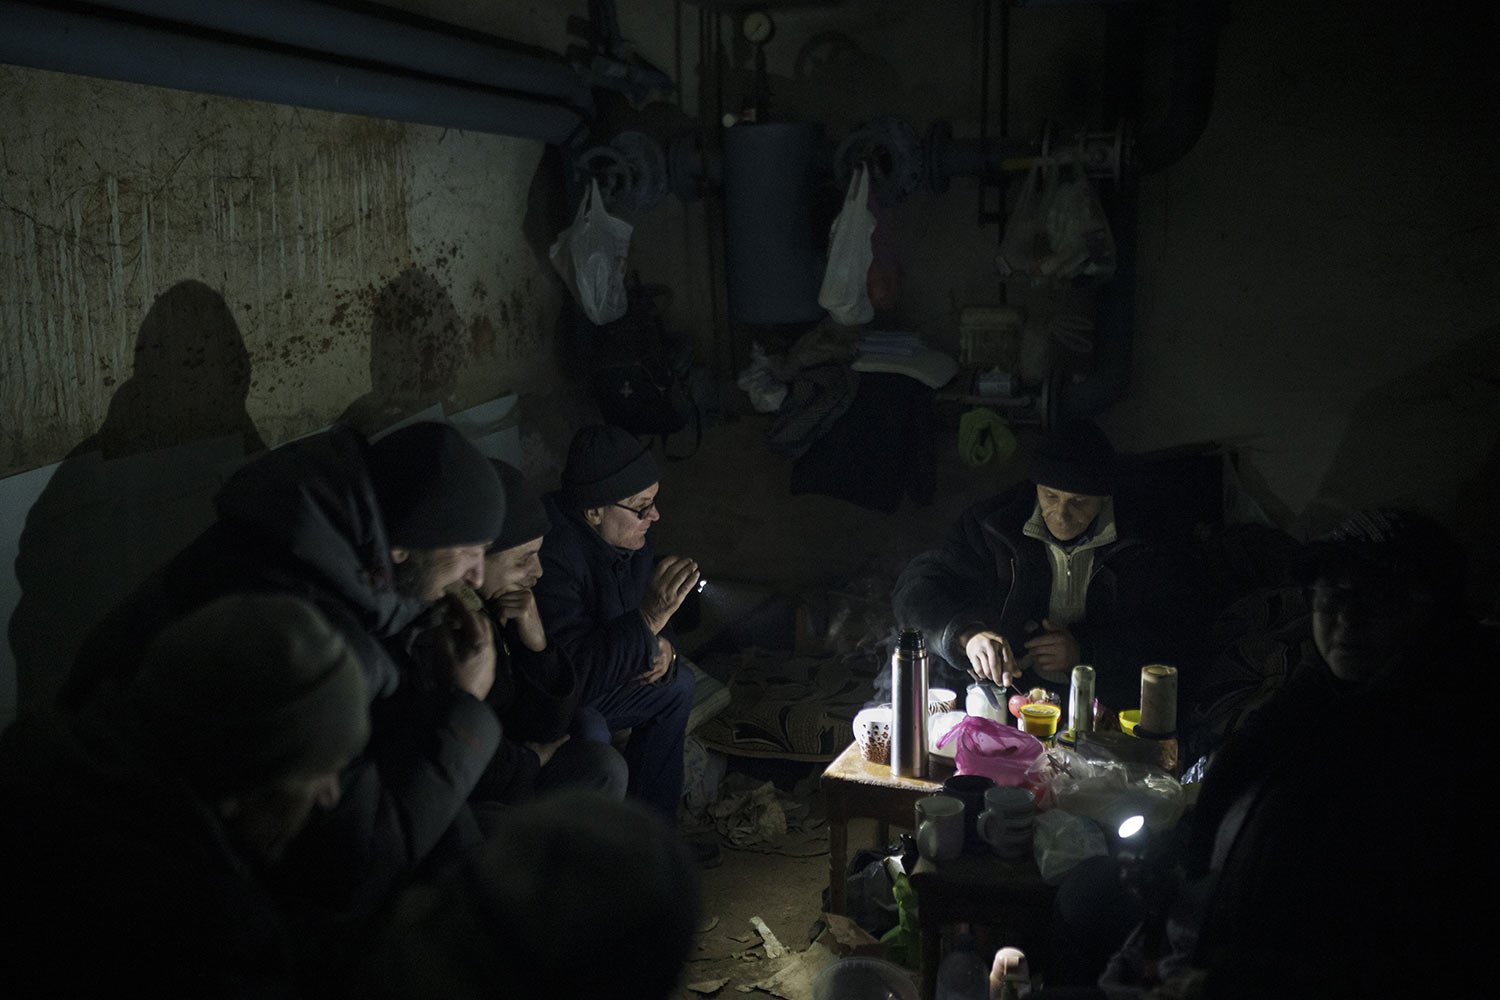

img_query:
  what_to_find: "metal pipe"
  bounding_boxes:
[83,0,593,108]
[1059,0,1226,422]
[1132,0,1229,173]
[1,0,590,145]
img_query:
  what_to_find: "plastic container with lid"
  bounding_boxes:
[965,681,1007,722]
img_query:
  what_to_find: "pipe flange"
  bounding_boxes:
[577,131,669,213]
[834,115,924,204]
[1076,121,1125,180]
[576,144,634,208]
[608,130,670,212]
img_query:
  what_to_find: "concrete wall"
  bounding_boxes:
[640,1,1500,614]
[0,38,575,720]
[3,0,1497,725]
[1115,0,1500,530]
[0,65,564,474]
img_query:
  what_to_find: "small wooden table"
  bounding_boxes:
[909,853,1056,1000]
[819,742,943,914]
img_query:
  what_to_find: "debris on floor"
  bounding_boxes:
[710,782,786,847]
[736,941,838,998]
[705,773,828,857]
[686,977,731,995]
[749,916,787,959]
[812,912,886,958]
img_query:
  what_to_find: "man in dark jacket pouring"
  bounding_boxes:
[892,420,1195,713]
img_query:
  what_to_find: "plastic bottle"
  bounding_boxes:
[935,930,989,1000]
[1067,663,1096,734]
[890,627,929,778]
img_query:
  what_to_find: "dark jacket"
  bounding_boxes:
[58,428,500,922]
[0,709,300,998]
[533,495,658,705]
[892,482,1201,709]
[407,599,580,805]
[477,624,578,802]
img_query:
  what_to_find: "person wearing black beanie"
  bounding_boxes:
[532,425,719,866]
[57,420,509,989]
[0,593,370,997]
[434,460,629,817]
[893,419,1200,714]
[366,421,507,604]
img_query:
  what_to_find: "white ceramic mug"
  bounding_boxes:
[914,793,965,862]
[977,786,1035,856]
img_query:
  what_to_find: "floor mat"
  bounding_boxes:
[694,650,881,762]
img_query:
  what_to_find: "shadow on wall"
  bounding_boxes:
[1307,326,1500,615]
[8,279,265,713]
[337,265,467,436]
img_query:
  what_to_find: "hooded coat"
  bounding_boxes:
[59,427,500,926]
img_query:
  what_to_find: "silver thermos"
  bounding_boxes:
[891,627,930,778]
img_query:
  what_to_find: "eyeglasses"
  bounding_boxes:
[612,500,657,521]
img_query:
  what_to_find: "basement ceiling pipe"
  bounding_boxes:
[1059,0,1228,424]
[85,0,594,109]
[0,0,591,146]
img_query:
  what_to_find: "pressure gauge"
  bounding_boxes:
[743,11,774,46]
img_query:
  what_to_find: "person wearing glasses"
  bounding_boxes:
[533,424,713,861]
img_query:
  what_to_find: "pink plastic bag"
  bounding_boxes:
[936,716,1044,787]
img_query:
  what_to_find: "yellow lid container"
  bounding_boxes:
[1019,702,1060,738]
[1118,709,1141,737]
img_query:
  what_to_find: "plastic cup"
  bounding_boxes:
[1019,703,1060,738]
[853,705,893,764]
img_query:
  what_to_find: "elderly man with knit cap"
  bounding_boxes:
[0,593,369,995]
[533,426,704,837]
[58,422,508,938]
[893,419,1194,712]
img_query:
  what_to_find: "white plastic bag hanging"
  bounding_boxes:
[818,164,876,326]
[549,178,633,325]
[996,160,1115,286]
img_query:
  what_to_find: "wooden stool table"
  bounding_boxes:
[819,741,943,914]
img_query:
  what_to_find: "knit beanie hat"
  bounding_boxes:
[367,422,506,548]
[1030,419,1116,496]
[1295,508,1464,603]
[128,593,369,798]
[488,460,552,553]
[560,425,659,510]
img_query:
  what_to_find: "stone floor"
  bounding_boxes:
[671,755,896,1000]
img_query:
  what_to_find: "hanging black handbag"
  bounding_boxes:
[587,281,701,457]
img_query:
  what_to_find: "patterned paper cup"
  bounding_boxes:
[853,705,894,764]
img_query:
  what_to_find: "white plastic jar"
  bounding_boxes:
[966,682,1007,722]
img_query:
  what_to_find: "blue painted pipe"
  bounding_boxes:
[86,0,593,108]
[0,0,590,146]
